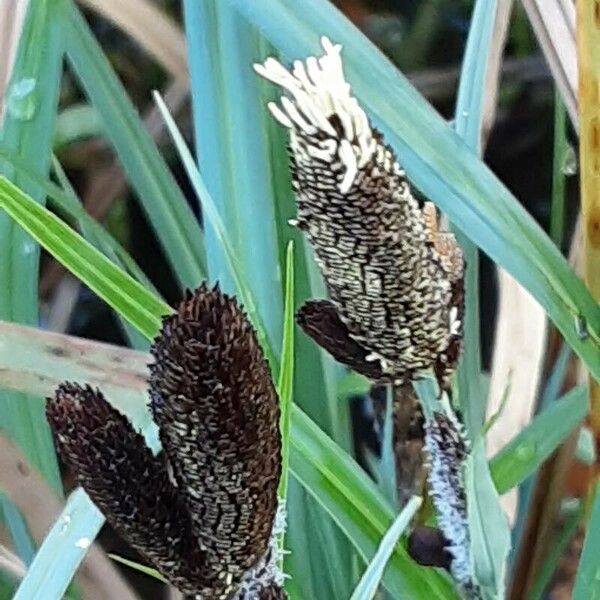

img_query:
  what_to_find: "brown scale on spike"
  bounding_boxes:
[255,38,464,388]
[149,284,282,596]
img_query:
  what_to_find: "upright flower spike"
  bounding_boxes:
[46,286,285,600]
[149,284,283,598]
[255,38,464,386]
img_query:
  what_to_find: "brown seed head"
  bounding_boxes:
[149,284,282,594]
[46,383,217,597]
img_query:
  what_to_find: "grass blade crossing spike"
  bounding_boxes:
[0,0,64,495]
[277,241,295,503]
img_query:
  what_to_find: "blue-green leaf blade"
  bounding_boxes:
[0,0,64,496]
[61,0,206,289]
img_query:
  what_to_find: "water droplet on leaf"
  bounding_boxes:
[562,145,577,175]
[575,315,589,340]
[515,442,536,462]
[6,78,38,121]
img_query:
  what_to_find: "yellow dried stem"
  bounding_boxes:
[576,0,600,433]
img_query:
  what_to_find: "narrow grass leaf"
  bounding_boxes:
[108,555,167,583]
[465,436,510,597]
[60,0,206,289]
[573,483,600,600]
[0,498,35,565]
[0,148,158,302]
[183,2,283,346]
[539,343,572,410]
[277,241,295,502]
[0,176,171,338]
[378,386,398,506]
[0,0,63,495]
[51,157,151,351]
[229,0,600,383]
[152,91,278,371]
[452,0,498,437]
[490,385,588,494]
[13,489,103,600]
[550,91,569,248]
[350,496,422,600]
[276,242,295,576]
[528,503,583,600]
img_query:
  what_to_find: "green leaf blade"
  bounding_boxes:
[350,496,422,600]
[490,385,588,494]
[452,0,498,437]
[0,176,171,339]
[573,483,600,600]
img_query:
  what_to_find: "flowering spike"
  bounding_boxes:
[149,284,283,596]
[45,383,215,597]
[424,409,481,598]
[255,38,464,386]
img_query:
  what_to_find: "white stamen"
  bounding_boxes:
[338,139,358,193]
[280,96,316,135]
[267,102,293,128]
[255,36,377,194]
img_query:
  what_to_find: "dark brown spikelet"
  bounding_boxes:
[46,383,214,597]
[407,526,452,570]
[149,284,282,598]
[296,299,383,380]
[255,38,464,386]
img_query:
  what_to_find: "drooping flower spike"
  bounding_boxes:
[255,37,464,387]
[46,285,285,600]
[424,408,481,598]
